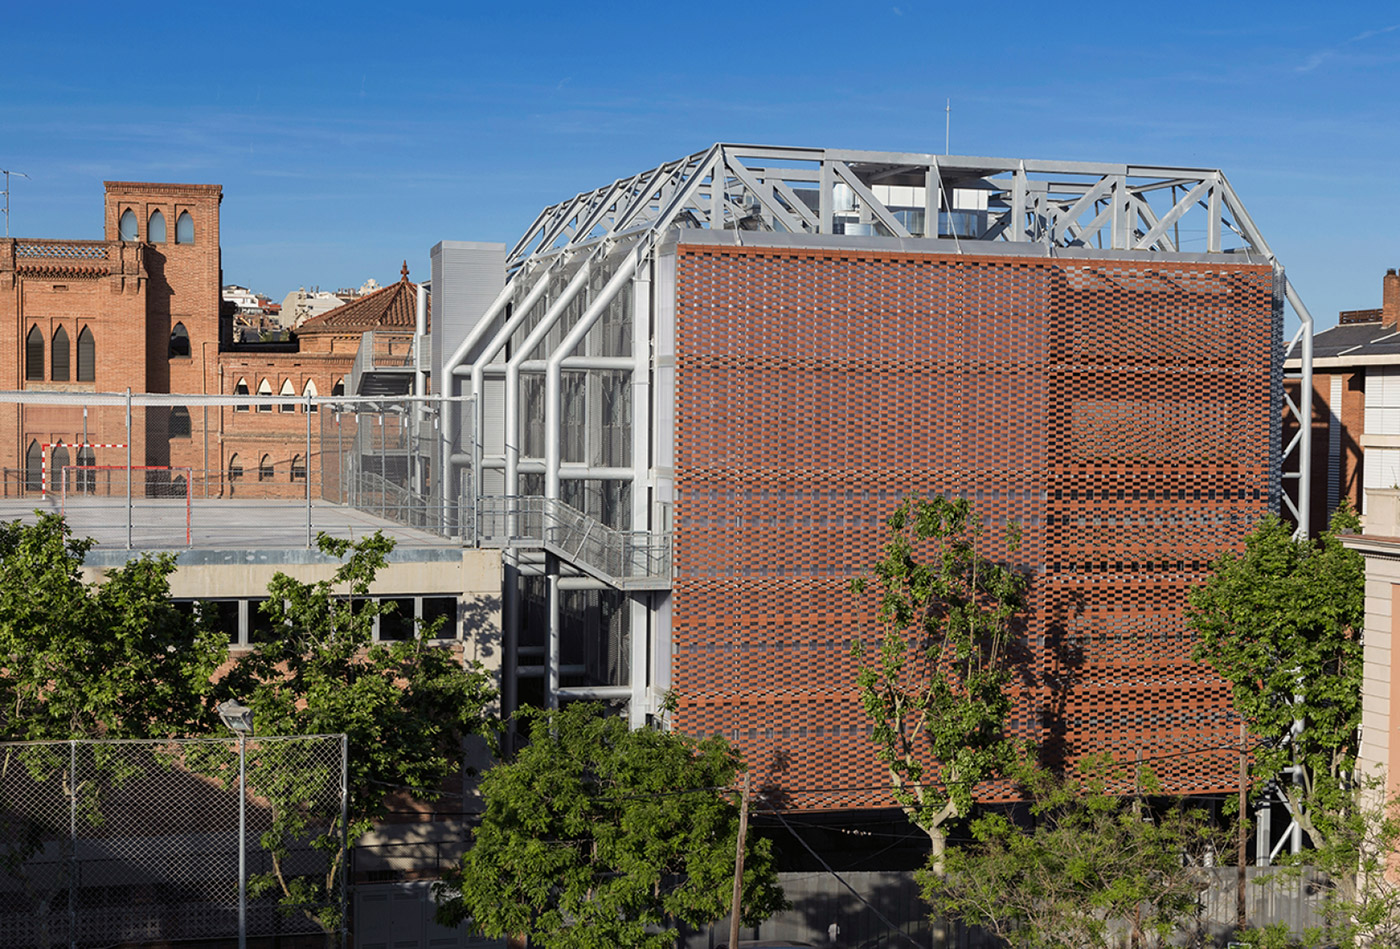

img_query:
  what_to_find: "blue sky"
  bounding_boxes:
[3,2,1397,324]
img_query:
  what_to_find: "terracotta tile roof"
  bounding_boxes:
[296,262,427,336]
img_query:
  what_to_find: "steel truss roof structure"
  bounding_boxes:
[451,143,1313,535]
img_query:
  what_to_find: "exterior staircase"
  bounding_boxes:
[476,495,672,591]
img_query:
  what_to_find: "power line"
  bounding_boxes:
[758,796,926,949]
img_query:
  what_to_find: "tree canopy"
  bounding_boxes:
[214,532,497,932]
[849,495,1029,872]
[437,702,786,949]
[924,758,1218,949]
[0,512,225,741]
[1187,507,1364,847]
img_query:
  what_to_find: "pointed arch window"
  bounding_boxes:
[256,378,273,412]
[279,379,296,413]
[234,378,250,412]
[228,453,243,482]
[25,326,44,381]
[291,454,306,482]
[76,327,95,382]
[76,447,95,494]
[170,405,191,439]
[175,211,194,244]
[331,378,345,398]
[51,326,70,382]
[170,322,190,358]
[148,210,166,243]
[171,473,187,496]
[52,445,70,491]
[258,454,273,481]
[119,209,138,241]
[24,442,42,492]
[303,379,319,413]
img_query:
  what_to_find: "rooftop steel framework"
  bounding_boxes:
[447,143,1314,537]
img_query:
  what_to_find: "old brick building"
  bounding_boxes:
[0,180,422,499]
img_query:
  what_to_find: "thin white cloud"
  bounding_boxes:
[1298,22,1400,72]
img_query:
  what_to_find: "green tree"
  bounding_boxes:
[0,512,226,742]
[436,702,786,949]
[1187,507,1364,849]
[924,758,1218,949]
[849,495,1029,874]
[1264,771,1400,949]
[213,532,496,935]
[0,513,228,911]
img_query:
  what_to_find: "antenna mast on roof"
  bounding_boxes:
[1,169,29,238]
[945,100,951,156]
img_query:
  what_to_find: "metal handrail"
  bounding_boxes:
[476,495,671,585]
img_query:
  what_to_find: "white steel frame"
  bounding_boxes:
[441,144,1315,722]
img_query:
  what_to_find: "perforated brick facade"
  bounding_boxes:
[667,243,1278,808]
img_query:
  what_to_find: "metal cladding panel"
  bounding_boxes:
[430,241,506,387]
[669,244,1277,810]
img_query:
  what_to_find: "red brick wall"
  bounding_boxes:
[669,245,1276,808]
[1285,368,1366,532]
[0,183,361,498]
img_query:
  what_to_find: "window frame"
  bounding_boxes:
[51,326,70,382]
[76,326,95,382]
[25,326,44,381]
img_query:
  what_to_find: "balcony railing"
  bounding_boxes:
[15,240,110,261]
[477,495,671,590]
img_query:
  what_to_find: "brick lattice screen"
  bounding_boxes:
[669,245,1278,809]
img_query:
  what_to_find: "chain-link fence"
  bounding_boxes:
[0,734,347,948]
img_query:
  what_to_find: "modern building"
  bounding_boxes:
[435,144,1315,807]
[1286,269,1400,532]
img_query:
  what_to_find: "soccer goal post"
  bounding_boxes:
[60,465,193,545]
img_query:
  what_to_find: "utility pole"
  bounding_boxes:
[728,771,751,949]
[1,168,30,238]
[1238,721,1248,930]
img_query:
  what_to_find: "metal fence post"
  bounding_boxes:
[125,388,132,549]
[340,733,350,949]
[68,739,77,949]
[306,394,313,548]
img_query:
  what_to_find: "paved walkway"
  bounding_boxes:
[0,496,462,552]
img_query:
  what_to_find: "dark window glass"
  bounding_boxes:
[170,322,190,358]
[234,379,249,412]
[175,211,194,244]
[52,446,70,491]
[247,599,277,643]
[148,210,166,243]
[257,379,272,412]
[331,379,344,398]
[291,455,306,481]
[229,454,243,482]
[24,441,41,492]
[258,455,273,481]
[170,405,191,438]
[51,326,69,381]
[422,597,457,639]
[181,600,240,644]
[378,598,415,641]
[76,327,95,382]
[25,327,43,381]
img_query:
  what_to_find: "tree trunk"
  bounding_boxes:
[929,825,948,949]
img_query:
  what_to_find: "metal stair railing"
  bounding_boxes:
[476,495,671,589]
